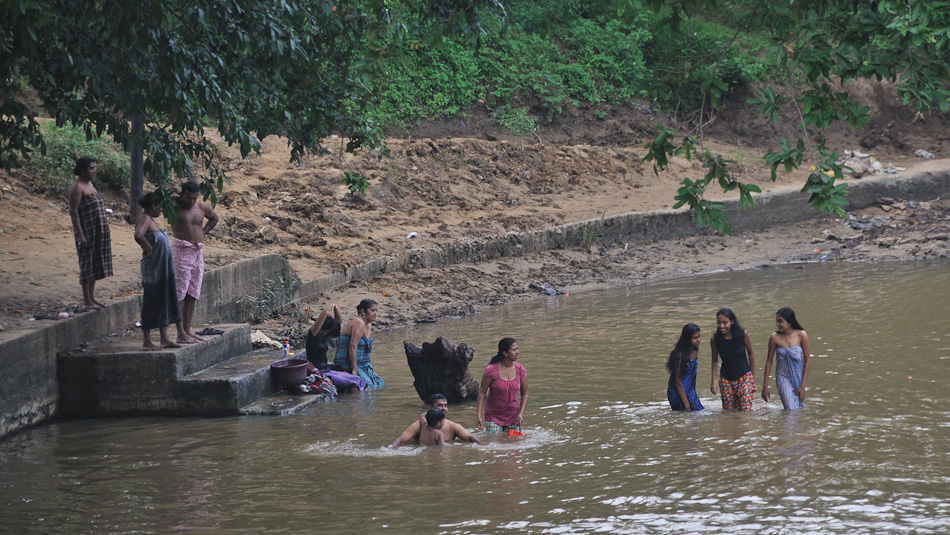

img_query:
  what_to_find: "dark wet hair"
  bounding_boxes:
[714,308,746,342]
[667,323,700,376]
[427,393,448,406]
[180,181,199,194]
[320,317,341,337]
[489,337,517,365]
[425,408,445,428]
[137,191,159,210]
[356,299,377,314]
[776,307,804,331]
[73,157,96,176]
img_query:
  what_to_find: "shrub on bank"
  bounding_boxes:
[23,122,130,196]
[373,1,773,130]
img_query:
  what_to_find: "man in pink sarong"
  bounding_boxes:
[171,182,218,344]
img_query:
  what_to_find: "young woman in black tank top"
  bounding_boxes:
[710,308,757,411]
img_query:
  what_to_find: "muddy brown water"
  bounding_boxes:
[1,261,948,534]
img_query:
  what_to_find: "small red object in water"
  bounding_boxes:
[508,429,524,437]
[813,248,821,253]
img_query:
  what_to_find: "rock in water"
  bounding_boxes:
[404,337,479,403]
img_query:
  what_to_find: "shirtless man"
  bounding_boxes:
[388,393,480,448]
[171,182,218,344]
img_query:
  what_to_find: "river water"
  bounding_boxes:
[1,261,948,534]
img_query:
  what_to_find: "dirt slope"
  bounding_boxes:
[1,80,948,340]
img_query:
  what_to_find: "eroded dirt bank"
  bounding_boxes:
[1,80,948,340]
[283,196,949,339]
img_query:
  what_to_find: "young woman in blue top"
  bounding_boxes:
[333,299,384,388]
[667,323,704,412]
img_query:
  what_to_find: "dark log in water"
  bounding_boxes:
[404,337,479,403]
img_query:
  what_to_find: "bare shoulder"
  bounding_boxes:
[67,180,90,199]
[444,418,464,433]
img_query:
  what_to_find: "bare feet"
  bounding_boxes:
[177,336,198,345]
[83,303,103,311]
[186,334,204,344]
[142,345,162,352]
[92,298,107,309]
[160,341,181,349]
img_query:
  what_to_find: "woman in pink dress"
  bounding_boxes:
[476,338,529,433]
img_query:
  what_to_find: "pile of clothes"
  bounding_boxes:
[298,365,338,399]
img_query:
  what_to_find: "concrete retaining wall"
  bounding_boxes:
[0,255,296,438]
[1,169,946,440]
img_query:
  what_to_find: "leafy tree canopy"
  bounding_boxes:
[1,0,503,217]
[2,0,947,231]
[640,0,950,231]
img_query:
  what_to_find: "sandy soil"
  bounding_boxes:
[1,80,948,342]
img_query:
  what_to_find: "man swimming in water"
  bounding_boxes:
[388,393,480,448]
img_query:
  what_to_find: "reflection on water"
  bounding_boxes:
[1,262,948,534]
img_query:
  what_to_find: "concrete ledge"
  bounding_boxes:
[240,390,329,416]
[57,325,251,417]
[179,347,286,415]
[0,297,141,435]
[296,169,950,287]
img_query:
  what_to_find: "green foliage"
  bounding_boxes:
[765,138,805,181]
[647,125,761,233]
[1,0,506,215]
[5,0,948,232]
[342,171,371,196]
[749,87,783,123]
[673,178,730,233]
[555,17,651,103]
[641,16,776,113]
[374,0,655,126]
[23,123,130,196]
[375,39,481,124]
[642,125,696,176]
[639,0,950,232]
[801,142,850,217]
[492,104,538,138]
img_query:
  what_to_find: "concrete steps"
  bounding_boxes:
[179,346,284,415]
[57,324,317,417]
[179,346,328,416]
[240,390,329,416]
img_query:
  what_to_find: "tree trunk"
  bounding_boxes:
[404,337,479,403]
[128,117,144,224]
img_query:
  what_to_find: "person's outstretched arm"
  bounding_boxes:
[389,419,422,449]
[449,421,480,444]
